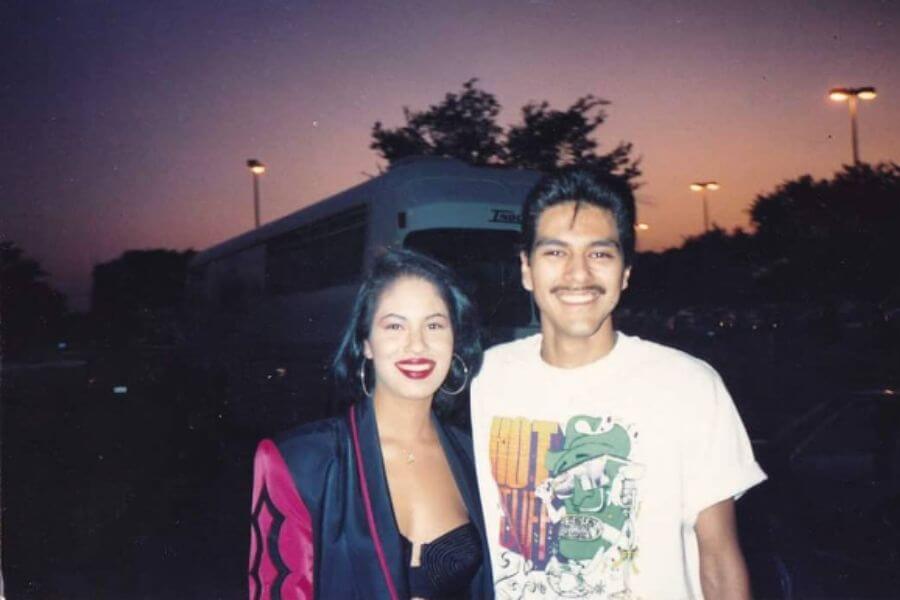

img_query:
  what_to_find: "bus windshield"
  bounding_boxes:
[404,228,533,328]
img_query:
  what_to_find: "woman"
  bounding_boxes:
[248,248,492,599]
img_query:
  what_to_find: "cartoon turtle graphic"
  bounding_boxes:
[536,416,644,562]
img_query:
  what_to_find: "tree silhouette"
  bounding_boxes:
[371,79,505,167]
[626,226,760,310]
[91,249,196,346]
[0,241,67,358]
[749,162,900,301]
[507,96,640,183]
[625,162,900,313]
[371,78,640,185]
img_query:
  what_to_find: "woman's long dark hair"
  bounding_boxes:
[332,247,482,416]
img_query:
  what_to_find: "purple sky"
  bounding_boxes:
[3,0,898,310]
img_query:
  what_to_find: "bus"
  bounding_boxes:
[184,157,540,428]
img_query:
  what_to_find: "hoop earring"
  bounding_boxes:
[440,353,469,396]
[359,359,373,397]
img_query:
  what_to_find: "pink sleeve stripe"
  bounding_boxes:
[249,439,315,600]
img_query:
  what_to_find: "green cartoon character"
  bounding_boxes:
[535,415,644,562]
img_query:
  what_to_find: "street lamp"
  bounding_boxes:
[829,86,877,165]
[246,159,266,228]
[689,181,719,233]
[634,222,649,250]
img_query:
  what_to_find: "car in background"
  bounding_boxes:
[741,388,900,598]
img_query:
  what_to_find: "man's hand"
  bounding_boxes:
[695,498,751,599]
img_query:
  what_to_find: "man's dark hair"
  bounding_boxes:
[520,170,636,266]
[332,247,482,415]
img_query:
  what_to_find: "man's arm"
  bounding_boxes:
[695,498,751,600]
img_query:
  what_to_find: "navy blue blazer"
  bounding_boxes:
[249,397,493,599]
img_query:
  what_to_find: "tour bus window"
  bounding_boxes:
[266,205,367,294]
[404,228,533,329]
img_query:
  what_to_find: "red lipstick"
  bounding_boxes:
[395,358,436,379]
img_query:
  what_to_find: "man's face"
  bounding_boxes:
[521,201,630,346]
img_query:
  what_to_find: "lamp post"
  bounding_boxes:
[634,222,649,250]
[689,181,719,233]
[246,159,266,228]
[829,86,877,165]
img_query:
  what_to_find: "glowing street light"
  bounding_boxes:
[246,159,266,228]
[829,86,877,165]
[689,181,719,233]
[633,222,650,250]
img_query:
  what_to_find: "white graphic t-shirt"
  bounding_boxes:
[471,333,766,599]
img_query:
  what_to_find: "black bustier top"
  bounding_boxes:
[400,522,483,599]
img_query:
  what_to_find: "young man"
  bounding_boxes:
[471,170,766,599]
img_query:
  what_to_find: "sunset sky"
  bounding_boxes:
[4,0,899,310]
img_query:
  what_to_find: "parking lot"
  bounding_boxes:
[2,323,898,599]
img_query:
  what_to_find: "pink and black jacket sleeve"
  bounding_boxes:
[246,400,492,599]
[248,439,315,600]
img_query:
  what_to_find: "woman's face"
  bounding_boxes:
[364,276,454,403]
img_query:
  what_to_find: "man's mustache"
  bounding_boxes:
[550,285,606,295]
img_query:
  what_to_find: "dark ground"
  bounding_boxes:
[2,353,254,599]
[2,323,898,599]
